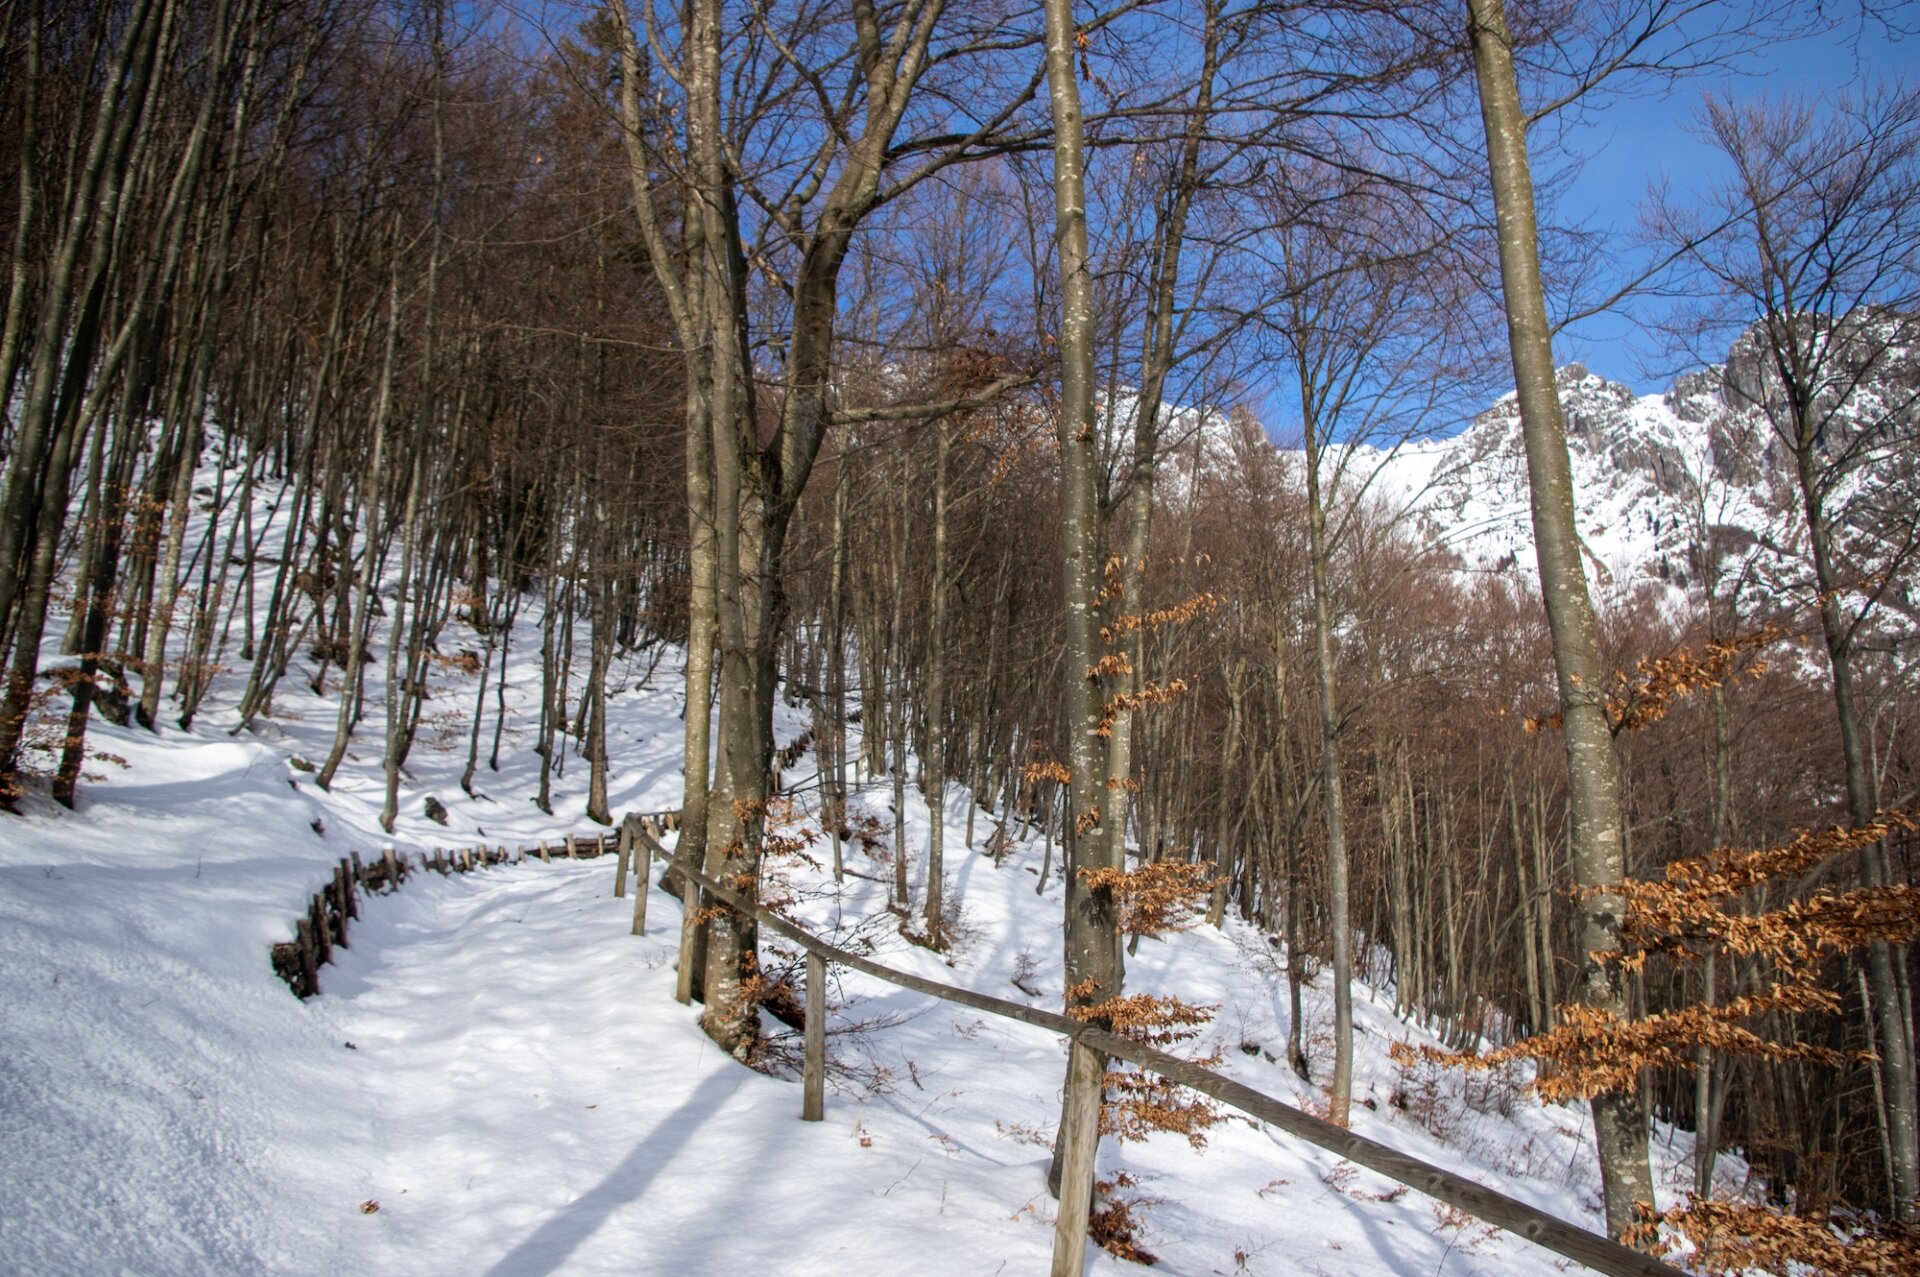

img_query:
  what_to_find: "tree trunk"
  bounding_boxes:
[1040,0,1120,1242]
[1301,395,1354,1126]
[1466,0,1654,1237]
[923,421,951,944]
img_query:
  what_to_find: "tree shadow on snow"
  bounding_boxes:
[480,1066,736,1277]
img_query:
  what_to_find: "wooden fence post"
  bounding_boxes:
[615,821,632,898]
[566,834,578,860]
[674,877,699,1005]
[630,828,650,940]
[311,893,332,966]
[330,867,350,949]
[295,916,318,996]
[803,951,826,1121]
[538,840,550,864]
[1049,1040,1102,1277]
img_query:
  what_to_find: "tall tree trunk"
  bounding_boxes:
[0,0,42,421]
[889,498,910,910]
[825,457,849,882]
[585,515,615,826]
[1301,389,1354,1127]
[1466,0,1654,1237]
[613,0,720,1002]
[1041,0,1120,1263]
[377,449,423,831]
[923,420,951,944]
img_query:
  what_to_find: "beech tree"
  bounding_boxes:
[1039,0,1118,1264]
[604,0,1038,1056]
[1463,0,1656,1237]
[1665,82,1920,1219]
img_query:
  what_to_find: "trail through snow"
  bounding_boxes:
[2,594,1718,1275]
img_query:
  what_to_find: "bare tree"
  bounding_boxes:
[1040,2,1117,1268]
[1463,0,1656,1238]
[1664,82,1920,1219]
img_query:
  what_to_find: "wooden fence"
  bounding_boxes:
[622,819,1684,1277]
[267,730,812,998]
[267,806,1682,1277]
[268,812,681,998]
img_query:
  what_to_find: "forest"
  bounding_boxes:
[3,0,1919,1272]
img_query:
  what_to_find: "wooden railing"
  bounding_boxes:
[268,807,1681,1277]
[268,812,681,998]
[623,817,1682,1277]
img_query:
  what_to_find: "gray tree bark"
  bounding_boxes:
[1465,0,1654,1238]
[1041,0,1121,1266]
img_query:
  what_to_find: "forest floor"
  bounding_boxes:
[0,604,1729,1275]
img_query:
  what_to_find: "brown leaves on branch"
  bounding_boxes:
[1414,807,1918,1104]
[1099,1061,1228,1149]
[1067,989,1227,1150]
[1616,882,1920,976]
[1399,988,1853,1103]
[1523,625,1783,735]
[1077,862,1215,937]
[1604,625,1782,733]
[1063,865,1226,1152]
[1098,680,1190,736]
[1099,592,1223,644]
[1627,1197,1920,1276]
[1609,809,1920,976]
[1660,808,1920,897]
[1022,759,1071,785]
[1069,990,1216,1045]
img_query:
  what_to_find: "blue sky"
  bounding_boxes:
[1551,10,1918,392]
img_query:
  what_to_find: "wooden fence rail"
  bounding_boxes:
[268,811,683,998]
[268,808,1681,1277]
[623,819,1683,1277]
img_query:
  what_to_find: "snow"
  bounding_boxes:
[0,442,1736,1276]
[1349,363,1790,614]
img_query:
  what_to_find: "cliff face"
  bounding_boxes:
[1360,317,1920,621]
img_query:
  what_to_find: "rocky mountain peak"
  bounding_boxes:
[1354,317,1917,610]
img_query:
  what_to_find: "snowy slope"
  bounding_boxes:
[0,595,1731,1276]
[1348,320,1920,627]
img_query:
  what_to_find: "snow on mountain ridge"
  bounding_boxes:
[1357,358,1784,604]
[1340,317,1920,620]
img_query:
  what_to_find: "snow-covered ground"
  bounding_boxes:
[0,589,1734,1276]
[0,427,1746,1275]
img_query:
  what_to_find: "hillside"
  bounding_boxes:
[1356,323,1918,623]
[0,585,1727,1276]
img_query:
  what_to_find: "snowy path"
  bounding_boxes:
[274,842,1598,1277]
[294,859,1077,1277]
[0,652,1653,1277]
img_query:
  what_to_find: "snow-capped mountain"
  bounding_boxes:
[1360,320,1920,616]
[1366,362,1768,597]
